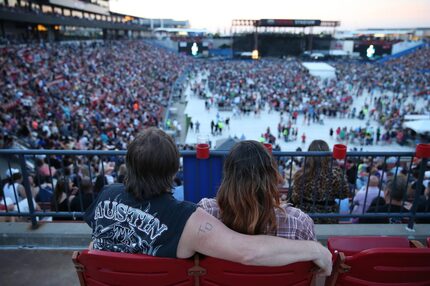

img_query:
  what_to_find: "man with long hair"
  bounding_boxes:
[85,128,332,274]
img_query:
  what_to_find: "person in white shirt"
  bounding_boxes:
[3,170,26,205]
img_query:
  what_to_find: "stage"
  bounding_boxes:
[302,62,336,79]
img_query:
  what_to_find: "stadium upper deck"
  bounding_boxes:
[0,0,188,42]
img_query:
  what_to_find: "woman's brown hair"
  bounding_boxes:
[53,178,70,204]
[216,140,283,235]
[294,139,330,181]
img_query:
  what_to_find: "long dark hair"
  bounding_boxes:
[54,178,69,204]
[294,139,330,180]
[125,128,179,200]
[217,140,283,235]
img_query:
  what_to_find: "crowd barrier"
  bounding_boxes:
[1,146,430,229]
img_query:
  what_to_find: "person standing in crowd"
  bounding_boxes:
[84,128,332,274]
[198,140,315,241]
[292,140,349,223]
[195,120,200,133]
[225,117,230,130]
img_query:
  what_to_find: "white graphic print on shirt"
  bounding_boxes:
[92,199,168,255]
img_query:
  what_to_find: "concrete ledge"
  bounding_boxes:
[315,224,430,243]
[0,222,429,249]
[0,222,91,249]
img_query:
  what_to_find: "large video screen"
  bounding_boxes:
[353,42,393,59]
[178,41,208,56]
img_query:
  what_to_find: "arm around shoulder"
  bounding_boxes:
[177,207,332,275]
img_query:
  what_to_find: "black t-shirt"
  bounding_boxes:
[70,193,94,212]
[84,183,197,258]
[52,197,73,221]
[359,204,410,224]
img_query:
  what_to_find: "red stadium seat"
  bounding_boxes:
[427,237,430,247]
[199,256,316,286]
[72,250,317,286]
[327,236,411,256]
[325,248,430,286]
[72,250,195,286]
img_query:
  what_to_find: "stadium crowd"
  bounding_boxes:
[197,46,430,147]
[334,45,430,96]
[2,42,429,151]
[0,40,189,151]
[2,137,429,225]
[1,41,429,227]
[200,58,354,120]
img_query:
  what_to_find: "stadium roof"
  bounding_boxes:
[356,29,415,35]
[153,28,207,34]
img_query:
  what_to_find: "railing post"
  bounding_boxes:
[408,144,430,230]
[19,154,38,229]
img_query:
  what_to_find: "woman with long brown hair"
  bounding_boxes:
[199,140,315,240]
[51,177,77,220]
[292,139,349,223]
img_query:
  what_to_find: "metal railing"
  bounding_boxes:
[0,149,429,229]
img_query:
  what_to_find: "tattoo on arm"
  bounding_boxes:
[198,222,213,234]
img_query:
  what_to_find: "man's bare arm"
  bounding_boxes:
[177,208,332,275]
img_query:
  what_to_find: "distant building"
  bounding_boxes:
[0,0,189,42]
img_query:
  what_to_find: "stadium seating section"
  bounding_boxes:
[72,249,316,286]
[73,236,430,286]
[325,236,430,286]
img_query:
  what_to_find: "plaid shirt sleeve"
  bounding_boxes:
[197,198,220,219]
[275,204,316,241]
[198,199,315,241]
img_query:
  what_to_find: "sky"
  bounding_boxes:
[109,0,430,32]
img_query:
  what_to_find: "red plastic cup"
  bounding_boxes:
[196,143,210,159]
[415,144,430,159]
[333,144,347,160]
[263,143,272,153]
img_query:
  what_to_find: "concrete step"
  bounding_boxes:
[0,249,79,286]
[1,222,429,249]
